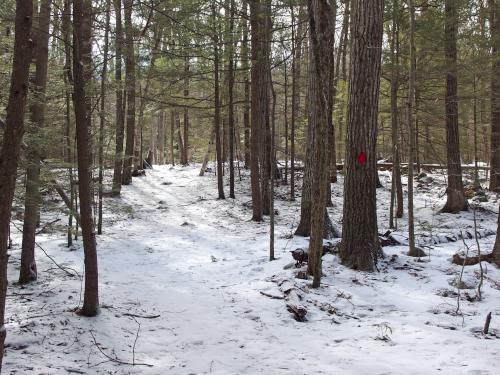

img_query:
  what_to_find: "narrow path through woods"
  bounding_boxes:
[96,165,364,374]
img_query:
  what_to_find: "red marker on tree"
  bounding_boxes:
[357,151,367,165]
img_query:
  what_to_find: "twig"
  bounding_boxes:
[89,330,153,367]
[259,291,285,300]
[123,313,161,319]
[132,318,140,365]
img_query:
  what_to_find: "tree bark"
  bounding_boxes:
[407,0,418,256]
[249,0,265,220]
[112,0,125,195]
[490,0,500,191]
[97,0,111,235]
[170,110,175,165]
[228,0,236,198]
[389,0,403,229]
[290,5,305,201]
[307,0,334,288]
[20,0,52,284]
[340,0,384,271]
[62,0,74,247]
[493,202,500,266]
[122,0,136,185]
[0,0,33,367]
[441,0,468,213]
[182,57,189,165]
[242,0,251,169]
[73,0,99,316]
[212,1,225,199]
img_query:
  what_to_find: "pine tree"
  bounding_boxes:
[340,0,384,271]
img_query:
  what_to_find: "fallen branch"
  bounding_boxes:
[259,291,285,300]
[122,313,160,319]
[89,331,153,368]
[52,180,81,222]
[10,220,79,278]
[35,218,61,235]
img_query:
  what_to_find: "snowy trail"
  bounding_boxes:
[4,164,500,374]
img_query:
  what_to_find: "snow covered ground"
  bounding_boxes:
[4,164,500,374]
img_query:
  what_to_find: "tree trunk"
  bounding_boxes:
[336,0,350,164]
[493,201,500,266]
[150,111,157,166]
[228,0,236,198]
[158,111,164,164]
[62,0,74,247]
[139,24,162,168]
[490,0,500,191]
[389,0,403,230]
[340,0,384,271]
[441,0,468,213]
[122,0,136,185]
[327,2,337,186]
[290,5,305,201]
[20,0,52,284]
[212,1,225,199]
[175,111,184,162]
[170,110,175,165]
[97,0,111,236]
[407,0,418,257]
[0,0,33,367]
[73,0,99,317]
[200,126,216,176]
[260,1,272,216]
[242,0,251,169]
[182,57,190,165]
[307,0,334,288]
[112,0,125,195]
[249,0,265,220]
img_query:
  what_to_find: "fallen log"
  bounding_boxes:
[275,278,308,322]
[285,290,307,322]
[452,252,494,266]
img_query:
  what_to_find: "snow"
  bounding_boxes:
[4,164,500,374]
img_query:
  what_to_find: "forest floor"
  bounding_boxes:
[4,163,500,374]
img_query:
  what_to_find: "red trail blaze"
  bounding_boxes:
[357,152,367,165]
